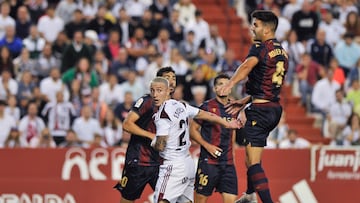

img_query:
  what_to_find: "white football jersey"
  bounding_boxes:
[154,99,199,160]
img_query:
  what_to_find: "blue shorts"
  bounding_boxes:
[244,102,282,147]
[114,161,159,200]
[195,160,238,196]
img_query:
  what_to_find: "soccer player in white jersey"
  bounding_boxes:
[149,77,242,203]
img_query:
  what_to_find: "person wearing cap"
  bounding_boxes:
[0,99,16,148]
[334,32,360,77]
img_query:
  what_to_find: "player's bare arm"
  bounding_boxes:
[219,57,259,95]
[195,109,242,129]
[190,120,223,158]
[154,136,168,151]
[123,111,155,140]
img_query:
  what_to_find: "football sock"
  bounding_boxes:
[248,163,273,203]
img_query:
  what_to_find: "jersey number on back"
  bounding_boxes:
[272,61,285,87]
[179,119,186,146]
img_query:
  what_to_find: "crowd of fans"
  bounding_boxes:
[1,0,360,149]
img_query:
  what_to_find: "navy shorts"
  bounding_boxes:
[195,159,238,196]
[244,102,282,147]
[114,161,159,201]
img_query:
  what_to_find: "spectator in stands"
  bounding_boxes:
[64,9,87,39]
[169,48,190,84]
[138,9,160,42]
[88,133,107,148]
[282,0,301,21]
[92,50,108,82]
[104,0,122,19]
[291,0,319,42]
[186,9,210,48]
[319,8,346,48]
[0,69,18,100]
[337,0,358,25]
[87,87,108,123]
[61,30,93,73]
[220,48,241,77]
[62,57,99,91]
[149,0,171,23]
[77,0,98,22]
[307,29,333,67]
[52,31,68,61]
[15,6,31,40]
[152,28,176,62]
[121,68,145,100]
[109,49,134,83]
[114,8,135,45]
[125,27,149,61]
[99,73,124,108]
[27,0,47,23]
[13,48,39,76]
[72,105,102,144]
[17,71,36,112]
[5,95,20,124]
[114,91,133,122]
[0,1,15,39]
[189,85,207,107]
[162,9,184,45]
[69,80,82,117]
[42,91,76,145]
[19,102,46,144]
[311,69,340,130]
[103,29,123,61]
[23,25,46,59]
[279,129,310,149]
[341,113,360,146]
[344,11,360,38]
[346,79,360,115]
[179,30,198,63]
[3,127,27,148]
[273,6,291,43]
[37,5,64,43]
[143,53,164,88]
[29,128,56,148]
[199,24,226,58]
[0,46,14,76]
[282,30,305,85]
[124,0,147,23]
[183,66,211,102]
[296,53,324,110]
[173,0,196,27]
[101,110,122,146]
[37,44,60,80]
[328,57,346,87]
[87,5,114,42]
[40,68,68,103]
[59,129,83,147]
[134,44,157,76]
[30,86,47,115]
[326,89,352,141]
[195,49,220,81]
[334,32,360,77]
[0,25,22,58]
[55,0,77,24]
[0,99,16,147]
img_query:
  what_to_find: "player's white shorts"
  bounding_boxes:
[154,155,195,203]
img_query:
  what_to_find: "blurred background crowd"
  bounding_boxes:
[0,0,360,149]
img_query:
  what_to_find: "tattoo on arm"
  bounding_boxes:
[155,136,168,152]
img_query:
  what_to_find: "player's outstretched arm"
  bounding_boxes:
[219,57,259,95]
[123,111,155,140]
[195,109,242,129]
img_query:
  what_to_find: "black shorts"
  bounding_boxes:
[195,160,238,196]
[114,162,159,201]
[244,102,282,147]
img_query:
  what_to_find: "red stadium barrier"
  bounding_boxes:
[0,147,359,203]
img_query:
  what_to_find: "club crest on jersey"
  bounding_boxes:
[174,107,184,118]
[134,98,144,108]
[252,120,257,126]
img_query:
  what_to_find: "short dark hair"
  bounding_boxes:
[251,10,278,32]
[214,73,230,86]
[156,66,175,77]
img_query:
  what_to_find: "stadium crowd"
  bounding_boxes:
[0,0,360,148]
